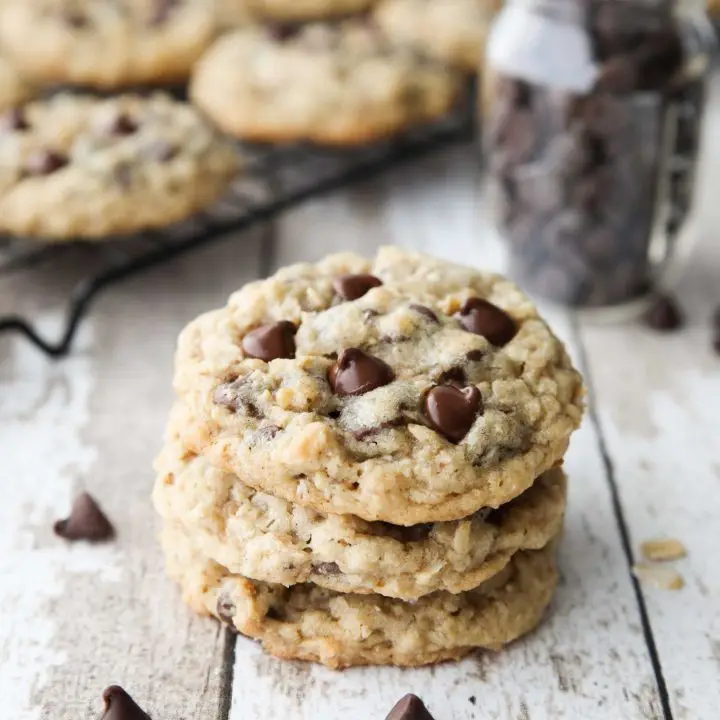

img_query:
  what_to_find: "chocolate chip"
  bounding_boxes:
[268,23,301,41]
[103,113,138,136]
[242,321,297,362]
[328,348,394,396]
[64,11,88,28]
[150,0,178,25]
[436,366,465,386]
[54,492,115,542]
[146,140,176,162]
[409,304,439,322]
[469,696,477,706]
[217,594,236,627]
[25,150,68,177]
[101,686,151,720]
[333,273,383,301]
[213,378,260,416]
[385,694,435,720]
[456,298,517,346]
[0,108,29,132]
[643,293,684,332]
[266,606,286,621]
[424,385,482,443]
[313,562,341,575]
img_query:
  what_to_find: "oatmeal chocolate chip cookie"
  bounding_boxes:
[154,437,566,599]
[244,0,376,21]
[0,93,239,240]
[162,522,559,668]
[171,247,584,524]
[0,56,32,113]
[190,23,461,145]
[374,0,502,72]
[0,0,215,89]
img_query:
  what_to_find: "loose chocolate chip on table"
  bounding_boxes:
[25,150,69,177]
[313,561,341,575]
[333,273,383,301]
[409,304,439,322]
[54,492,115,542]
[456,298,517,346]
[242,321,297,361]
[643,293,684,332]
[0,108,29,132]
[328,348,394,396]
[424,385,482,443]
[101,686,151,720]
[385,694,436,720]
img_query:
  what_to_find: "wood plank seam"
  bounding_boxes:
[571,316,674,720]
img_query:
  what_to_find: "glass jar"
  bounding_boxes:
[484,0,715,309]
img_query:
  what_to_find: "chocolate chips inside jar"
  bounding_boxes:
[485,0,713,308]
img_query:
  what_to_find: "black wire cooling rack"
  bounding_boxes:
[0,99,475,359]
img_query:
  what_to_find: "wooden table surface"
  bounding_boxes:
[2,82,720,720]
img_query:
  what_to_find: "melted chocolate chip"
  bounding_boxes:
[386,694,436,720]
[242,321,297,362]
[643,293,684,332]
[313,562,341,576]
[54,492,115,542]
[101,686,151,720]
[216,594,236,627]
[456,298,517,346]
[0,108,29,132]
[424,385,482,443]
[328,348,394,396]
[104,113,138,136]
[25,150,68,177]
[333,273,383,301]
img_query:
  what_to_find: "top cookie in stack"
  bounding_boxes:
[155,246,584,668]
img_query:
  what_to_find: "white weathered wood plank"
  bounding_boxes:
[229,149,664,720]
[577,93,720,717]
[0,230,267,719]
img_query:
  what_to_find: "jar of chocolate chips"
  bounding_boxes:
[484,0,714,309]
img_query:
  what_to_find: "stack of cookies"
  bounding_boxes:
[154,246,584,669]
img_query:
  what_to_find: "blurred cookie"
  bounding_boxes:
[0,56,32,112]
[190,22,461,145]
[0,0,216,89]
[245,0,376,21]
[0,93,239,240]
[375,0,502,72]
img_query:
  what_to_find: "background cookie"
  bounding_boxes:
[244,0,377,21]
[190,23,461,145]
[170,248,584,524]
[374,0,503,72]
[0,93,239,240]
[162,523,560,669]
[0,55,32,112]
[0,0,216,89]
[154,438,567,599]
